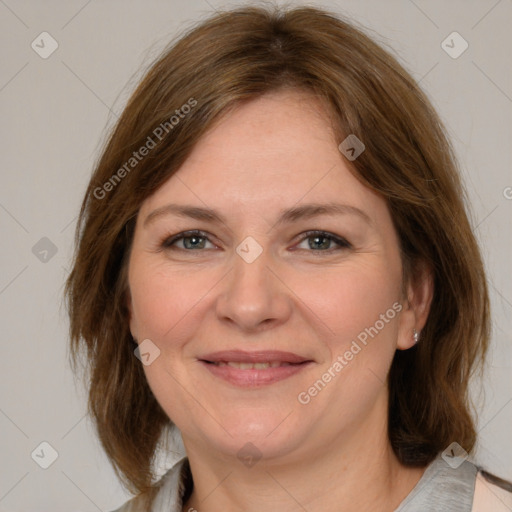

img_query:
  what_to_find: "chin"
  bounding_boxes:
[187,411,309,463]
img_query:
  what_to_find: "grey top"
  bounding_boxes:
[112,452,510,512]
[394,454,477,511]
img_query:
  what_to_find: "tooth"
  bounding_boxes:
[227,362,254,369]
[253,362,271,369]
[215,361,294,369]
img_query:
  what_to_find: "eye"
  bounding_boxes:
[294,230,351,252]
[160,229,351,253]
[161,230,216,250]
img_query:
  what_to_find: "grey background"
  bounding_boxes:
[0,0,510,510]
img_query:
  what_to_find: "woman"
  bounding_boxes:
[65,5,512,511]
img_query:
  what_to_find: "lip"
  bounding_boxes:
[200,350,311,364]
[198,350,314,387]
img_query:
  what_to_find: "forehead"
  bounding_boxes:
[139,90,385,223]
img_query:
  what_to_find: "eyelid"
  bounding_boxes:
[160,229,351,252]
[294,230,352,250]
[161,229,217,249]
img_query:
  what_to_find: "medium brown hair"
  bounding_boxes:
[65,3,490,506]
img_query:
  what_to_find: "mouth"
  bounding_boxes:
[205,361,300,369]
[198,350,314,387]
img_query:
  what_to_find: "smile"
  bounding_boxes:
[198,350,314,386]
[210,361,295,369]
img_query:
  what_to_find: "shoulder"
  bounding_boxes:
[471,470,512,512]
[395,453,511,511]
[109,491,158,512]
[110,498,139,512]
[109,457,189,512]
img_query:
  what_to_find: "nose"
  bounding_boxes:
[215,244,293,333]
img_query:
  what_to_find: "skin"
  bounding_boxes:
[127,89,433,512]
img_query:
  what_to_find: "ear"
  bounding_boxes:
[397,259,434,350]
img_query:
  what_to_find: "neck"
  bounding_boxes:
[181,394,426,512]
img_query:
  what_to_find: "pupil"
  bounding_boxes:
[185,236,203,249]
[311,235,329,250]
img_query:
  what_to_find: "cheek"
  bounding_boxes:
[129,260,213,340]
[292,264,402,421]
[128,261,212,415]
[293,261,403,402]
[298,261,402,344]
[130,254,402,350]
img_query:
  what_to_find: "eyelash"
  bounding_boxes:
[160,229,352,254]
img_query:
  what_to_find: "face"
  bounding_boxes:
[127,89,416,464]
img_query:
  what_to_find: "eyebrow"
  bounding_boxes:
[143,202,372,228]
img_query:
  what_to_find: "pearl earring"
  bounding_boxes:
[413,329,420,344]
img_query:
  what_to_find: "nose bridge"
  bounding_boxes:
[215,237,290,330]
